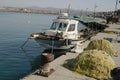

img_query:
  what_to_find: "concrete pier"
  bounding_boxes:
[21,24,120,80]
[21,52,96,80]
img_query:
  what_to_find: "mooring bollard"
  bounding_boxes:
[41,53,54,65]
[35,53,55,77]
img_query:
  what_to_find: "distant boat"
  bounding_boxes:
[30,13,93,51]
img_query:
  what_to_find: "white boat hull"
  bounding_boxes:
[35,38,75,50]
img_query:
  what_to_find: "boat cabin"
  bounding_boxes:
[45,13,86,40]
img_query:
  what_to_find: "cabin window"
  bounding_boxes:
[50,22,59,30]
[78,22,87,31]
[58,23,67,31]
[68,24,75,31]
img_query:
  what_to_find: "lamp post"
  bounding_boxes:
[115,0,118,11]
[94,5,98,18]
[80,9,83,17]
[86,8,88,16]
[114,0,120,16]
[114,0,118,16]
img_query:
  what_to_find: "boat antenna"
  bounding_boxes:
[67,4,71,16]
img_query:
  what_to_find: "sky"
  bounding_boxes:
[0,0,120,12]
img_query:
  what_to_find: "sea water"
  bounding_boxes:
[0,12,56,80]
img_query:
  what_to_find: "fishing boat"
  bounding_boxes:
[30,13,93,51]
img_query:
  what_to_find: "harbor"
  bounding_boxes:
[0,12,119,80]
[0,0,120,80]
[21,22,120,80]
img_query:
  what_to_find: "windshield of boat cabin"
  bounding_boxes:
[50,22,59,30]
[50,22,67,31]
[57,22,67,31]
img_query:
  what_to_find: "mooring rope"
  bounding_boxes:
[21,47,32,65]
[51,38,54,54]
[20,38,29,49]
[20,38,42,69]
[20,38,33,67]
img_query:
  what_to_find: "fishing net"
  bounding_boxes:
[65,50,116,79]
[85,39,117,56]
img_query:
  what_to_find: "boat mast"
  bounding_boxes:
[67,4,71,16]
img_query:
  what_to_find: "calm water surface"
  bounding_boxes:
[0,12,56,80]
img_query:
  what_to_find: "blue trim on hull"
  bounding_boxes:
[35,39,72,50]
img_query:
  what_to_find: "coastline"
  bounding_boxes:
[0,7,59,15]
